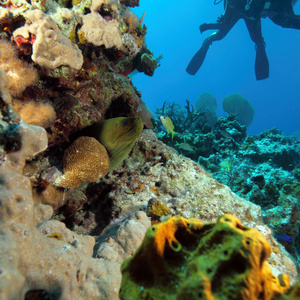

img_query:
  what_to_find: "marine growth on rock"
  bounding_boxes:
[120,214,290,300]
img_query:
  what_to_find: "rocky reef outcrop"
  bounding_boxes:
[0,0,299,298]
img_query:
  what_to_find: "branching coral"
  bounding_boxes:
[55,136,110,188]
[0,40,38,97]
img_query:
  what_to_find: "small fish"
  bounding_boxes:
[160,116,179,139]
[220,158,232,172]
[175,142,194,152]
[274,234,293,243]
[47,232,63,241]
[220,130,232,139]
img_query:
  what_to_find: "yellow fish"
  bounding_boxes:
[220,158,232,172]
[160,116,179,139]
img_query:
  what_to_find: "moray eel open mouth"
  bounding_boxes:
[87,116,144,171]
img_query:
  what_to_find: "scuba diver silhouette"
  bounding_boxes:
[186,0,300,80]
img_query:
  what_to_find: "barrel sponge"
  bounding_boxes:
[55,136,110,188]
[119,214,290,300]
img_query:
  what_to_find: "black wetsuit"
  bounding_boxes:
[268,0,300,28]
[186,0,300,80]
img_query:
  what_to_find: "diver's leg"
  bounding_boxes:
[270,14,300,29]
[245,18,269,80]
[269,0,300,29]
[187,14,239,75]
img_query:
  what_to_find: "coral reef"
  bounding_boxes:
[0,168,150,299]
[31,130,294,286]
[0,0,158,146]
[156,100,215,133]
[0,87,150,298]
[120,214,290,300]
[0,80,299,299]
[156,99,300,268]
[0,0,299,297]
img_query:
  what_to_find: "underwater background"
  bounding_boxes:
[133,0,300,136]
[1,0,300,298]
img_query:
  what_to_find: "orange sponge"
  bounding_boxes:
[55,136,110,188]
[120,214,290,300]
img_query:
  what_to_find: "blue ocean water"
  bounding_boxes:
[132,0,300,136]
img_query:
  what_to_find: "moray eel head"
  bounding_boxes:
[92,116,143,171]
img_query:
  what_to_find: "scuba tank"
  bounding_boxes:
[260,0,271,18]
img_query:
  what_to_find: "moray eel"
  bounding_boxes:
[88,116,144,171]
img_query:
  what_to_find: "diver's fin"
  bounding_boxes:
[255,44,269,80]
[186,43,210,75]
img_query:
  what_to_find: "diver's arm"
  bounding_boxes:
[200,14,225,33]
